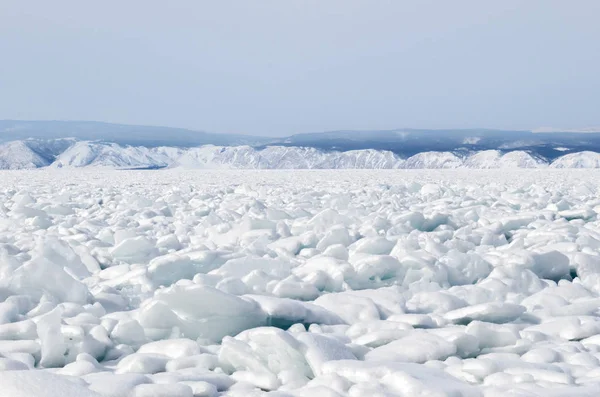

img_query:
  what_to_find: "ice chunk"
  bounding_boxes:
[0,319,37,340]
[218,336,271,375]
[294,256,355,292]
[269,276,320,300]
[165,354,218,372]
[321,360,481,397]
[111,236,158,263]
[179,381,218,397]
[156,234,183,251]
[385,314,437,328]
[295,333,357,376]
[110,319,147,347]
[116,353,169,374]
[0,357,30,370]
[245,295,345,329]
[130,383,193,397]
[0,371,102,397]
[365,332,457,363]
[86,372,151,396]
[149,368,234,391]
[307,209,352,233]
[439,250,492,285]
[524,316,600,341]
[531,251,570,281]
[212,257,291,279]
[148,253,218,287]
[466,321,519,348]
[37,306,68,368]
[349,237,395,256]
[36,237,91,279]
[313,293,380,324]
[114,229,138,245]
[346,320,413,348]
[348,254,404,286]
[0,340,41,356]
[321,244,349,260]
[267,236,303,255]
[224,327,311,379]
[559,208,595,220]
[316,227,353,251]
[230,369,281,391]
[573,252,600,279]
[406,291,468,314]
[137,339,201,359]
[139,285,267,342]
[10,257,91,304]
[445,302,526,324]
[57,359,100,376]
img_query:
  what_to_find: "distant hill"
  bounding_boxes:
[0,120,270,147]
[278,128,600,160]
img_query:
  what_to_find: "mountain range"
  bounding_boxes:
[2,120,600,169]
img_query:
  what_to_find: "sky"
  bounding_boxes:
[1,1,599,137]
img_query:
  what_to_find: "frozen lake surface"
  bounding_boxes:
[2,169,600,396]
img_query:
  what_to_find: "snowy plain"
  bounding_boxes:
[2,169,600,396]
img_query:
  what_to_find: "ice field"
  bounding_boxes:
[3,169,600,396]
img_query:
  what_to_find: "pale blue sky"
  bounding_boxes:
[1,0,598,136]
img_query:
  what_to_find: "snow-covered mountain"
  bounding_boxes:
[2,139,600,169]
[52,141,183,169]
[5,120,600,161]
[402,151,463,169]
[463,150,547,169]
[174,146,328,169]
[0,141,49,169]
[549,151,600,168]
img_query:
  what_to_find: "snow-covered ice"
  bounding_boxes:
[2,168,600,396]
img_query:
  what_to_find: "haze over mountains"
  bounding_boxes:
[2,120,600,169]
